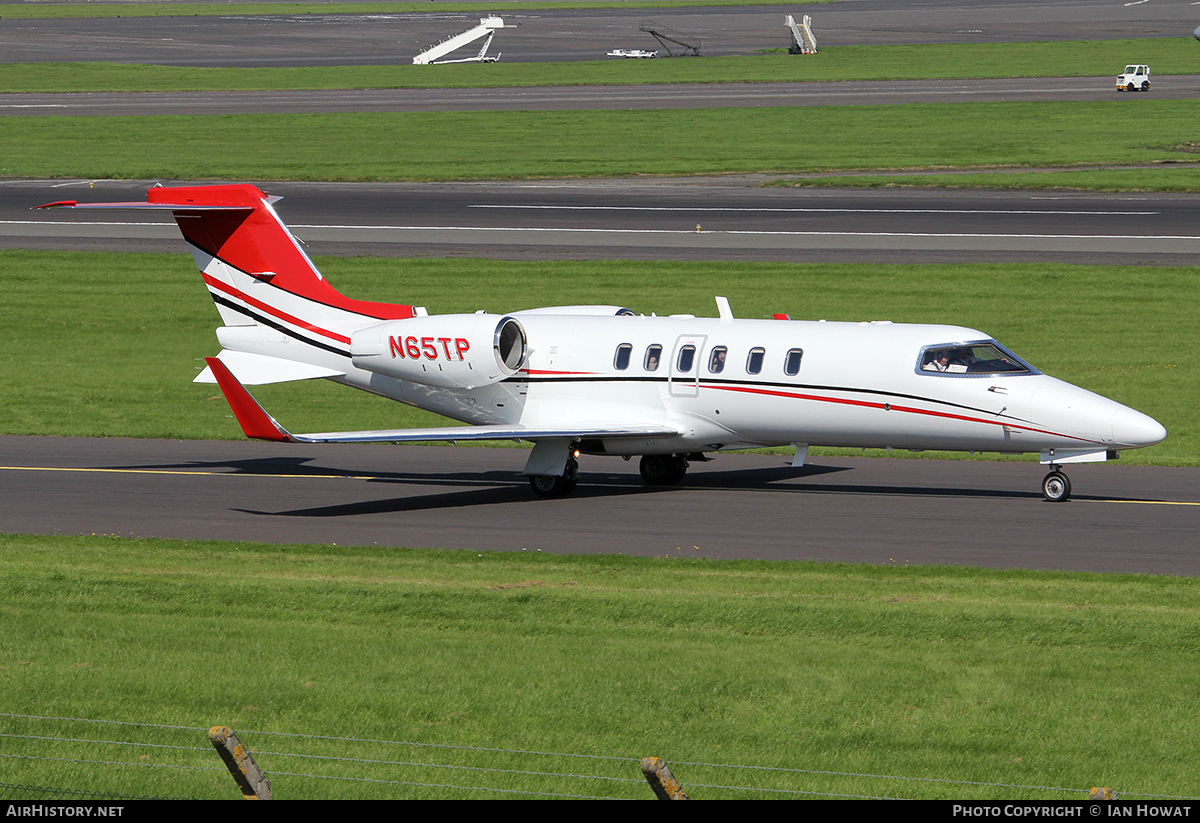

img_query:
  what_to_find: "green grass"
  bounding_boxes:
[0,0,827,19]
[3,38,1197,93]
[1,250,1194,464]
[2,100,1200,184]
[3,533,1200,799]
[777,166,1200,194]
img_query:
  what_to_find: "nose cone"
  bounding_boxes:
[1028,378,1165,450]
[1112,404,1167,450]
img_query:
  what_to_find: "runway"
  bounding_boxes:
[6,177,1200,266]
[4,74,1198,116]
[3,435,1197,575]
[0,1,1194,67]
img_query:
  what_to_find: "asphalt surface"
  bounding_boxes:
[3,435,1197,575]
[0,0,1196,66]
[4,74,1199,117]
[7,177,1200,266]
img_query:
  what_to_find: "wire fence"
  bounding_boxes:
[0,713,1193,801]
[0,781,182,802]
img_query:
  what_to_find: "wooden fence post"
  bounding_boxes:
[640,756,689,800]
[209,726,272,800]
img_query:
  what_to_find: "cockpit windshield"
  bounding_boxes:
[918,341,1036,376]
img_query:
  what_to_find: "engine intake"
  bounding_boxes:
[351,314,527,389]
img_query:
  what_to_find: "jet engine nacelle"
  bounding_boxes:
[351,314,527,389]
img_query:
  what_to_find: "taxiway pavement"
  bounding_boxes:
[3,435,1196,575]
[4,75,1198,116]
[6,177,1200,266]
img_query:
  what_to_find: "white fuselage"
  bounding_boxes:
[241,308,1163,460]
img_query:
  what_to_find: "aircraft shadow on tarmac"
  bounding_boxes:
[194,460,1083,519]
[106,456,385,478]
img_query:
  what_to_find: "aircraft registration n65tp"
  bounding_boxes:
[38,184,1166,502]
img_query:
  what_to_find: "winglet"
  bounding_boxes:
[205,356,294,442]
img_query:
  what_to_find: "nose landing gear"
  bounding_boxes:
[1042,468,1072,502]
[529,456,579,497]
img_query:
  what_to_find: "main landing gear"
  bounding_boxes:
[528,456,578,498]
[530,454,692,497]
[639,454,689,486]
[1041,467,1072,503]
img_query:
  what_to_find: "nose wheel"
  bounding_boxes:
[1042,469,1071,502]
[529,457,579,497]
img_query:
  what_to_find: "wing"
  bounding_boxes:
[205,356,678,444]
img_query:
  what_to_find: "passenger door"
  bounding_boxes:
[668,334,707,397]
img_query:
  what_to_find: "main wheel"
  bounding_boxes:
[1042,470,1072,503]
[529,457,579,497]
[639,454,689,485]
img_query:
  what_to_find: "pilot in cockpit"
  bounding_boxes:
[922,347,976,373]
[946,347,975,372]
[923,350,952,372]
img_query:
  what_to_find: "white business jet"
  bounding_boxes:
[38,184,1166,502]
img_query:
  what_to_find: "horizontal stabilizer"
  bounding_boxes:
[195,350,346,385]
[36,200,258,212]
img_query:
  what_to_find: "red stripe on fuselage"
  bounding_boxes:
[707,383,1097,444]
[203,273,352,345]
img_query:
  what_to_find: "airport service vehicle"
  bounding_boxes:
[1116,64,1150,92]
[37,185,1167,502]
[606,49,658,58]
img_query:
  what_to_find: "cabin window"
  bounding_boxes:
[677,345,696,373]
[708,346,728,374]
[644,344,663,371]
[784,348,803,376]
[614,343,633,371]
[746,347,765,375]
[919,342,1034,375]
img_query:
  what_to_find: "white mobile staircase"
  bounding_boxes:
[413,17,507,65]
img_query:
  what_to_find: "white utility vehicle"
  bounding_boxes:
[606,48,658,58]
[1116,64,1150,92]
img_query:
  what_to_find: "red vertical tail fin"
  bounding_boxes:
[145,184,414,323]
[38,184,417,359]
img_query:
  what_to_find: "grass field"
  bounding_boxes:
[3,533,1200,799]
[1,250,1193,464]
[2,100,1199,186]
[3,38,1196,93]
